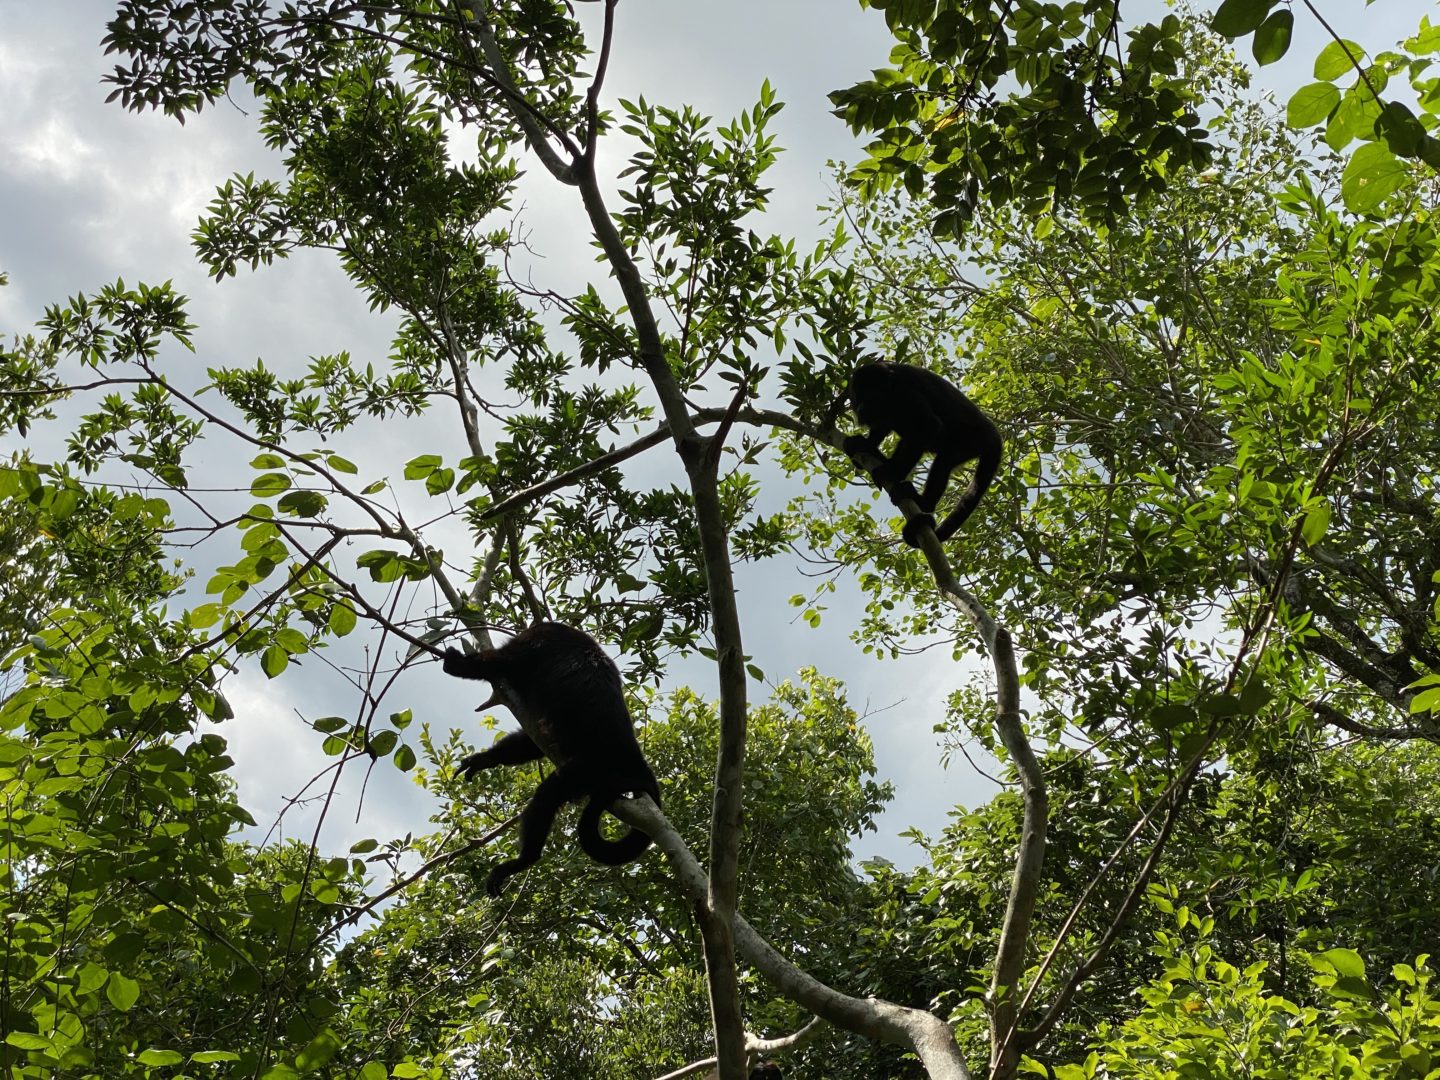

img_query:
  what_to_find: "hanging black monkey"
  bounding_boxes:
[842,361,1002,547]
[443,622,660,897]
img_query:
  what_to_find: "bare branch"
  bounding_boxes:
[478,424,673,523]
[320,814,518,939]
[506,518,550,621]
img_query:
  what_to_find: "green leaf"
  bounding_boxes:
[1341,140,1408,213]
[1210,0,1273,38]
[260,645,289,679]
[403,454,442,480]
[1410,686,1440,714]
[425,467,455,495]
[1325,89,1381,151]
[6,1033,55,1051]
[1197,694,1243,716]
[1316,947,1366,979]
[191,1051,242,1064]
[357,549,402,582]
[250,472,291,497]
[1151,704,1197,730]
[77,962,110,993]
[278,490,327,517]
[394,744,417,771]
[137,1049,185,1066]
[274,628,309,654]
[1251,9,1292,65]
[250,453,285,469]
[327,454,357,474]
[190,603,225,629]
[1315,39,1364,81]
[1377,101,1425,157]
[1287,83,1340,128]
[106,972,140,1011]
[1301,501,1331,546]
[329,602,357,637]
[369,730,398,757]
[296,1029,341,1071]
[358,1064,388,1080]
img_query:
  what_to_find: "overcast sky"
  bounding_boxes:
[0,2,1426,884]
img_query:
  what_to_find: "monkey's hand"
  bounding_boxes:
[841,434,871,460]
[457,749,493,780]
[442,647,474,678]
[901,512,937,549]
[483,865,514,898]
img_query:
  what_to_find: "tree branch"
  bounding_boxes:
[614,797,973,1080]
[655,1017,825,1080]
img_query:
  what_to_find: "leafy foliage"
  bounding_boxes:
[4,4,1440,1080]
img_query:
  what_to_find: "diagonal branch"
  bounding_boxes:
[615,797,972,1080]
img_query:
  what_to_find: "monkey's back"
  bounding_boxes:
[853,361,996,445]
[493,623,647,770]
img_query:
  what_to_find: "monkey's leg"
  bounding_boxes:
[876,436,925,497]
[916,450,962,513]
[485,767,586,897]
[459,730,543,780]
[898,446,959,547]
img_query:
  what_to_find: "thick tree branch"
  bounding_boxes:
[882,507,1034,1080]
[614,797,973,1080]
[1312,699,1439,743]
[457,2,581,182]
[477,423,673,523]
[654,1017,824,1080]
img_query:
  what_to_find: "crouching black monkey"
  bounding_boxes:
[842,361,1002,548]
[749,1061,783,1079]
[443,622,660,897]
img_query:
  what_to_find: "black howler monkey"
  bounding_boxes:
[443,622,660,897]
[749,1061,783,1079]
[842,361,1002,548]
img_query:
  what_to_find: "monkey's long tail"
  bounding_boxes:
[934,440,1002,542]
[577,778,660,866]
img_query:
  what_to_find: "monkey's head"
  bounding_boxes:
[846,361,897,424]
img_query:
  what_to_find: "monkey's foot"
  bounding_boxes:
[841,435,869,459]
[901,512,936,548]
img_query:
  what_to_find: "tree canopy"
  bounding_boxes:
[2,3,1439,1080]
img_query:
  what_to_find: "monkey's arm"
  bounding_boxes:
[842,427,886,459]
[443,647,496,681]
[460,729,544,779]
[932,432,1003,541]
